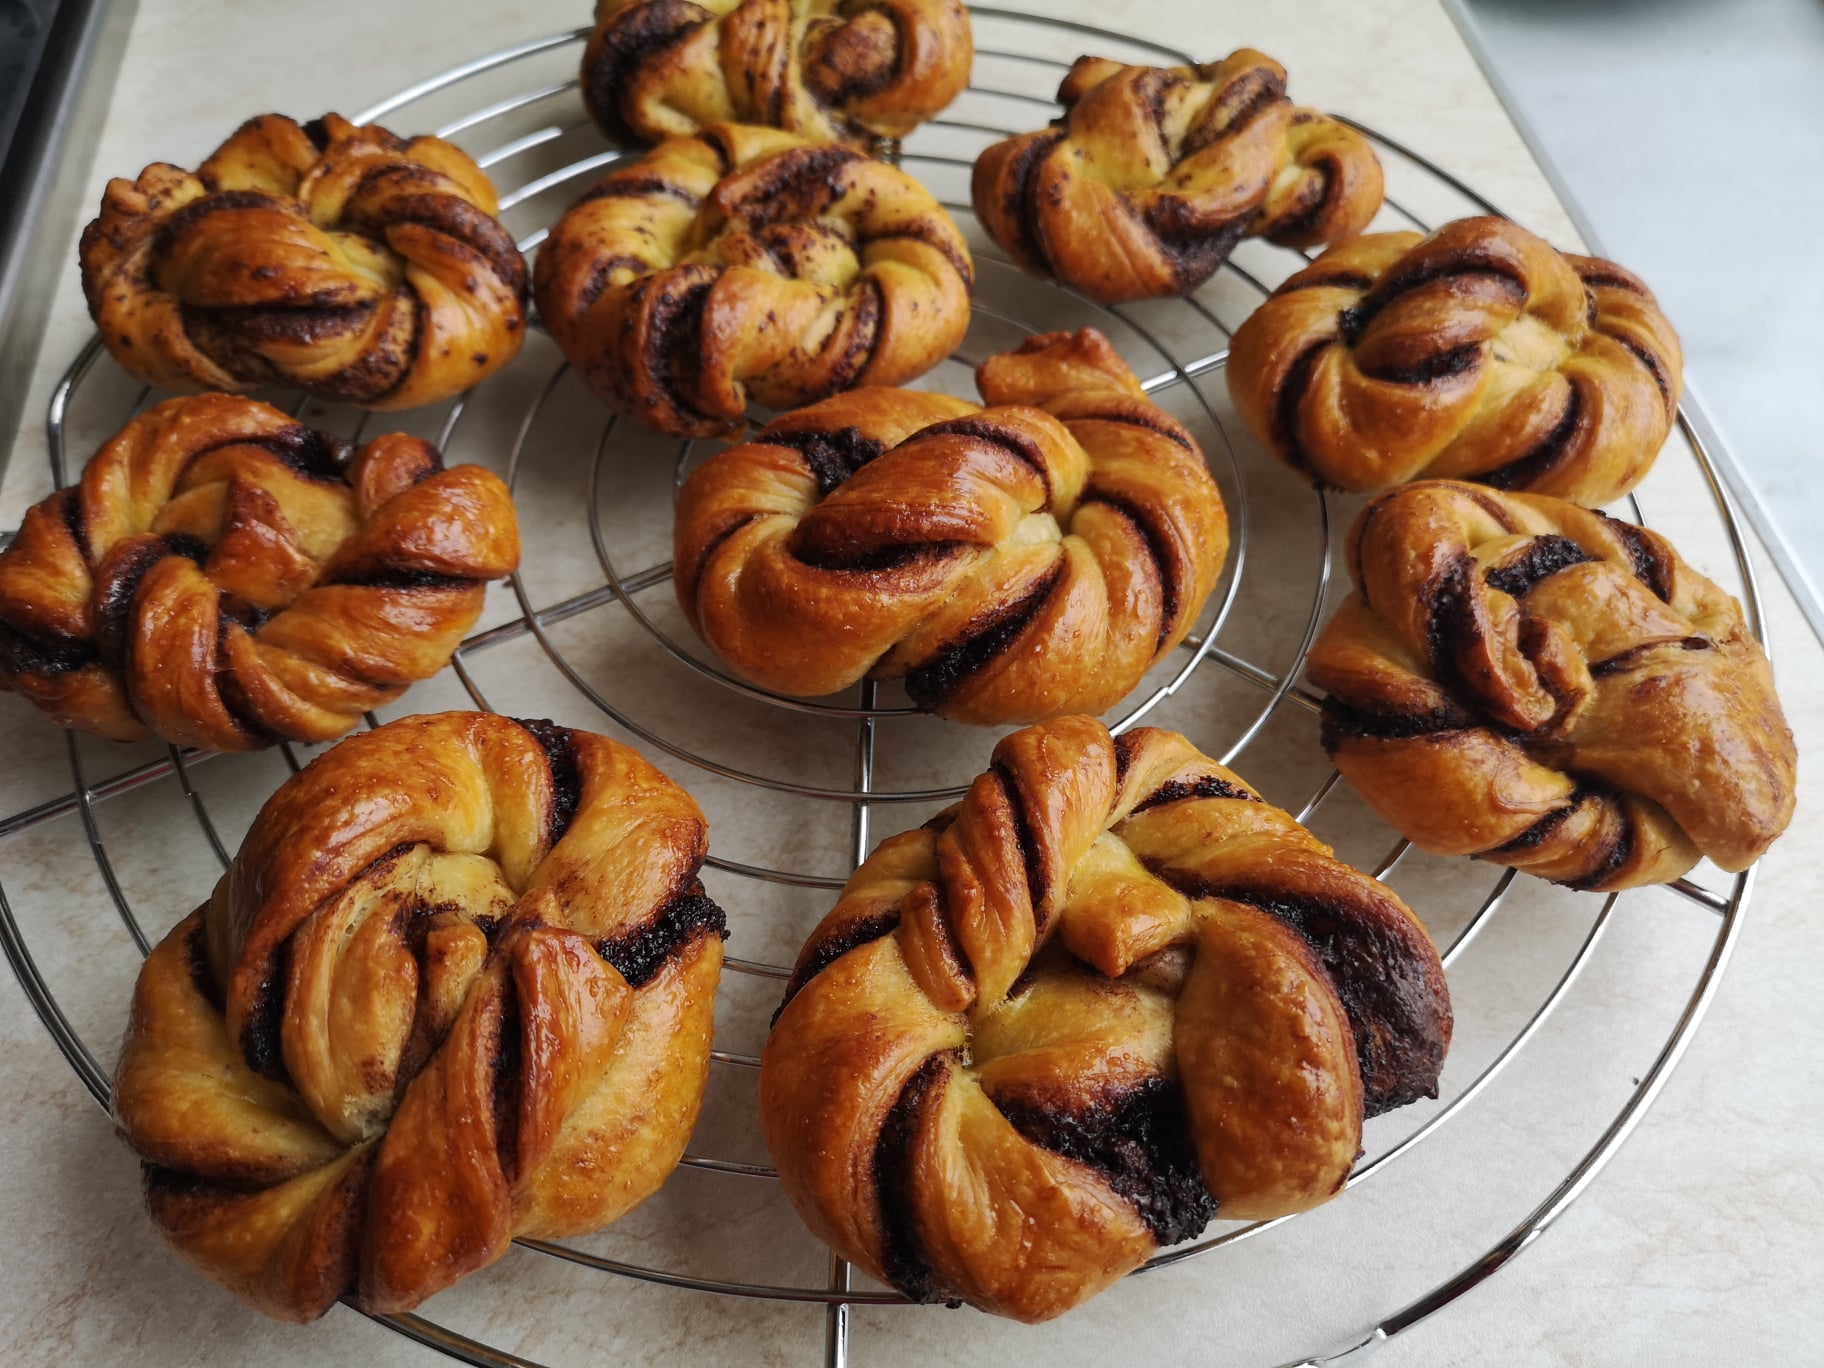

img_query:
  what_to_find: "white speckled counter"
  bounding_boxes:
[1,3,1818,1365]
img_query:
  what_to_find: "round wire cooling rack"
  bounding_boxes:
[0,9,1770,1368]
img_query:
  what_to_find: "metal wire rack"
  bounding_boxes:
[0,9,1766,1367]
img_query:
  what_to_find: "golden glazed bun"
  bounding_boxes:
[761,715,1451,1321]
[534,123,973,437]
[972,51,1382,302]
[0,394,518,750]
[114,712,727,1320]
[81,114,527,409]
[1227,217,1683,502]
[673,329,1227,723]
[583,0,973,147]
[1308,481,1795,888]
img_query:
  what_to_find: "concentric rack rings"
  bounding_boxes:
[0,10,1765,1368]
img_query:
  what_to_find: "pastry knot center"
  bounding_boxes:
[281,844,515,1144]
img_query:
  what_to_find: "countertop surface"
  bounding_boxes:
[1460,0,1824,646]
[2,3,1818,1365]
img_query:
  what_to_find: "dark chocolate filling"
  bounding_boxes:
[1341,259,1527,343]
[1061,405,1194,451]
[1270,338,1334,484]
[1482,534,1597,599]
[582,0,713,141]
[1490,789,1591,855]
[871,1052,954,1304]
[1478,386,1585,492]
[996,129,1066,272]
[766,425,889,497]
[1161,877,1447,1113]
[1076,489,1179,648]
[598,884,729,988]
[1562,816,1637,892]
[993,1075,1215,1248]
[903,561,1065,711]
[513,717,584,849]
[1600,516,1674,602]
[912,416,1055,499]
[0,622,99,678]
[990,759,1048,926]
[328,568,471,591]
[1318,695,1477,747]
[490,968,523,1184]
[1589,635,1711,678]
[774,909,902,1021]
[1132,774,1259,813]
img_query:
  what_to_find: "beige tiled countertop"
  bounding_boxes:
[1,2,1817,1365]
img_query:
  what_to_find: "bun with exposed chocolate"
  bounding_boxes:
[1307,480,1795,889]
[760,714,1451,1322]
[971,51,1382,303]
[1226,216,1683,503]
[0,394,518,750]
[583,0,973,148]
[534,123,973,438]
[81,114,528,410]
[113,711,727,1321]
[672,328,1227,722]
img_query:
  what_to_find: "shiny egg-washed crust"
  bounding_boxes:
[113,712,728,1321]
[760,715,1451,1322]
[81,114,528,410]
[1227,217,1683,503]
[583,0,972,147]
[673,329,1227,724]
[0,394,518,751]
[534,123,973,438]
[1307,481,1795,889]
[971,51,1383,304]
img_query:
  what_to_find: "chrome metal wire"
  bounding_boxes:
[0,11,1760,1368]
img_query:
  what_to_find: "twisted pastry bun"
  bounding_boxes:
[0,395,518,750]
[535,123,973,438]
[972,51,1382,303]
[80,114,528,410]
[674,329,1227,723]
[583,0,972,147]
[114,711,728,1321]
[1227,217,1683,503]
[1308,481,1795,889]
[761,715,1451,1322]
